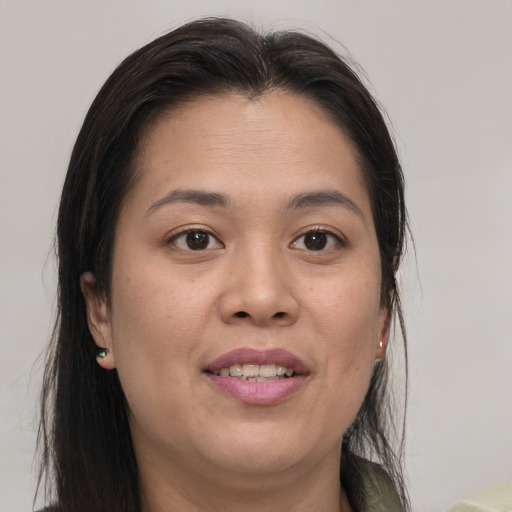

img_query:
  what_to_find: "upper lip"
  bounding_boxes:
[204,348,309,375]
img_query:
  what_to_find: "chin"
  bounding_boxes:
[201,425,328,476]
[211,449,305,479]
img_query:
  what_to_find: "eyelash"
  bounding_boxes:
[166,226,344,253]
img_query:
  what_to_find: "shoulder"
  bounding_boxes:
[447,482,512,512]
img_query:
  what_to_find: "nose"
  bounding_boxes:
[218,246,299,327]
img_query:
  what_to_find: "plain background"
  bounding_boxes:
[1,1,511,511]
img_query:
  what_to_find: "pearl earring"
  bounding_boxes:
[379,341,384,349]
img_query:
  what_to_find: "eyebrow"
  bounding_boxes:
[145,188,364,221]
[285,190,364,220]
[145,189,231,216]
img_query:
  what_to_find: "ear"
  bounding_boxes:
[375,308,391,360]
[80,272,116,369]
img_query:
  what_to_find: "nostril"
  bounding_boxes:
[273,312,286,319]
[235,311,249,318]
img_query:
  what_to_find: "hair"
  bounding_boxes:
[37,17,409,512]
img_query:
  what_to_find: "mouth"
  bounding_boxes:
[208,362,296,381]
[203,348,309,405]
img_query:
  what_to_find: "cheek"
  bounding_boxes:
[306,268,382,343]
[108,271,210,422]
[109,262,215,370]
[302,267,381,399]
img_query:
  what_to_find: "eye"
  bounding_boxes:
[291,230,342,251]
[168,229,223,251]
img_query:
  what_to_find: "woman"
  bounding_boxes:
[37,17,409,512]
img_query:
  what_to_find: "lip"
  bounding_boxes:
[203,348,309,405]
[205,348,309,374]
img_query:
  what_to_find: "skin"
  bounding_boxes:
[82,91,388,512]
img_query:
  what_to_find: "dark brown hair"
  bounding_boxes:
[37,17,409,511]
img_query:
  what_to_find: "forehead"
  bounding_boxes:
[141,91,355,157]
[129,91,370,213]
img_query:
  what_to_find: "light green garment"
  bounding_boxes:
[447,482,512,512]
[363,470,404,511]
[357,458,405,511]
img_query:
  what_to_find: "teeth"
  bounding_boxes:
[259,364,277,377]
[216,363,296,378]
[229,364,243,376]
[276,365,286,376]
[242,364,259,377]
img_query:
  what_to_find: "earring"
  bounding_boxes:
[375,341,385,365]
[96,348,109,359]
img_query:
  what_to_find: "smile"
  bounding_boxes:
[211,363,295,380]
[204,348,308,405]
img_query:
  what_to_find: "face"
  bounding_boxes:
[83,92,388,490]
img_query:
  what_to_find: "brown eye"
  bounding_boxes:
[169,229,222,251]
[291,230,342,252]
[303,231,328,251]
[186,231,209,250]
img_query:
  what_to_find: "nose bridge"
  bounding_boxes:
[219,237,298,326]
[243,240,283,300]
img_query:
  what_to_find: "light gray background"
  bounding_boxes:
[1,1,511,511]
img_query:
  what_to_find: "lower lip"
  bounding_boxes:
[205,374,307,405]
